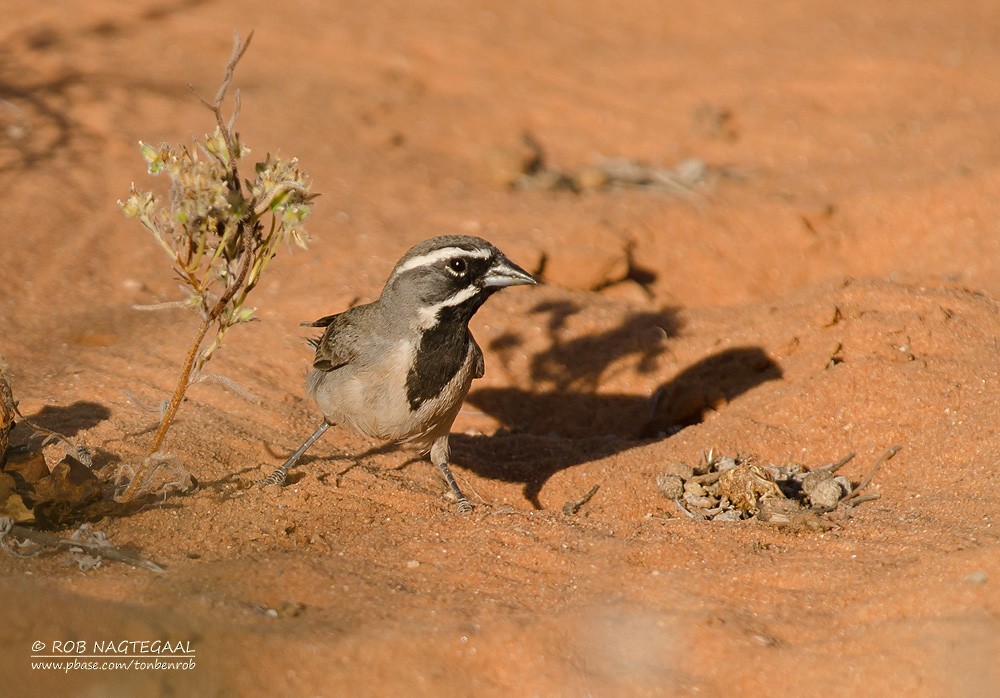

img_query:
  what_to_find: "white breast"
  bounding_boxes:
[308,339,475,451]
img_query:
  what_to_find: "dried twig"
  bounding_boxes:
[842,445,901,506]
[562,484,601,515]
[844,493,880,507]
[692,470,723,486]
[0,519,165,573]
[818,451,855,474]
[674,497,701,520]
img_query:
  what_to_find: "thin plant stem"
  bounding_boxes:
[117,31,312,502]
[119,227,255,502]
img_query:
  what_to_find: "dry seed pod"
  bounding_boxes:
[662,461,695,481]
[718,463,784,514]
[683,480,706,497]
[655,472,684,499]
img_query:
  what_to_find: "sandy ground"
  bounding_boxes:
[2,0,999,695]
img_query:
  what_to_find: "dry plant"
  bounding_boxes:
[117,32,315,501]
[0,356,14,466]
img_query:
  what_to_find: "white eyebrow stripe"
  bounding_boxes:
[416,284,480,328]
[391,246,492,278]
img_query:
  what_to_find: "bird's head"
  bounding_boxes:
[383,235,536,328]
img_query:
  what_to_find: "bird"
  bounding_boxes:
[260,235,536,512]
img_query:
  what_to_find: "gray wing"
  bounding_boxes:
[306,305,370,372]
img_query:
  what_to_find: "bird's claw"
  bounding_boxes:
[258,466,288,489]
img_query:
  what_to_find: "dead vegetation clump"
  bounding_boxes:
[0,357,108,527]
[0,359,162,570]
[486,131,721,196]
[656,447,900,532]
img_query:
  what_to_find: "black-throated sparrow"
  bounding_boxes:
[261,235,536,512]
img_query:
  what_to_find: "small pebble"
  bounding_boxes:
[807,478,844,509]
[662,461,695,480]
[715,455,738,472]
[274,600,306,617]
[713,510,742,522]
[963,570,988,585]
[683,493,715,509]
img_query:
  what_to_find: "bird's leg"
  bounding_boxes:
[430,435,472,514]
[259,421,332,487]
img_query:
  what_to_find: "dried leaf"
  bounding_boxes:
[1,492,35,523]
[4,450,49,485]
[29,455,102,526]
[0,472,34,523]
[718,463,784,514]
[757,498,837,532]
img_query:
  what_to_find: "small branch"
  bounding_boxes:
[121,232,255,502]
[227,89,242,134]
[674,497,700,520]
[562,484,600,515]
[190,31,254,182]
[843,493,880,508]
[818,451,855,474]
[213,31,254,109]
[132,300,189,312]
[148,321,212,455]
[191,373,261,403]
[843,445,901,506]
[1,521,165,573]
[191,32,254,125]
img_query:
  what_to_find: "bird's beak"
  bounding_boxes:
[483,256,537,289]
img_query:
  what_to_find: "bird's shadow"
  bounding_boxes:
[457,337,783,508]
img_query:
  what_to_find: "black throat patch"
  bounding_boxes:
[406,302,482,410]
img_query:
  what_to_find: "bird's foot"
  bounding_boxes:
[258,465,288,489]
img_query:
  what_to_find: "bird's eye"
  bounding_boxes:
[448,258,468,275]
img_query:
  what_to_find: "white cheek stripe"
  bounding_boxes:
[391,246,492,278]
[416,284,480,328]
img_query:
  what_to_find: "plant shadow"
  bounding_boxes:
[21,401,112,437]
[490,300,683,391]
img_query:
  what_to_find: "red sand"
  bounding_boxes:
[2,1,998,695]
